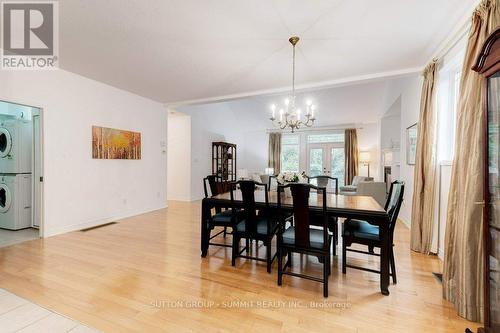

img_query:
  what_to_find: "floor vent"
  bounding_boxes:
[432,272,443,283]
[80,222,117,232]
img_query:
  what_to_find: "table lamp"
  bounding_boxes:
[359,151,371,177]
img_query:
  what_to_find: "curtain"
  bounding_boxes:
[268,132,281,175]
[410,61,438,254]
[443,0,499,322]
[345,129,359,185]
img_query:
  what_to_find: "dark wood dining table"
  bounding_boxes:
[200,190,391,295]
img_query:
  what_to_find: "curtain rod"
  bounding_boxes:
[266,125,364,134]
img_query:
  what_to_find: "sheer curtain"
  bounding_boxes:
[410,61,438,254]
[268,132,281,175]
[344,129,359,185]
[443,0,499,322]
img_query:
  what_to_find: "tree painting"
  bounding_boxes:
[92,126,141,159]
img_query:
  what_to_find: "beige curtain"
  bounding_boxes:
[268,132,281,175]
[443,0,499,322]
[410,61,438,254]
[345,129,359,185]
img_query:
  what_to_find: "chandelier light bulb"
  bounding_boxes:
[270,104,276,119]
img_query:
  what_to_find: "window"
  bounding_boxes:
[281,135,299,172]
[437,67,462,162]
[436,38,465,163]
[307,133,344,144]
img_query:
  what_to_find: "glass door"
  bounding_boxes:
[308,144,326,177]
[330,147,345,186]
[307,143,345,191]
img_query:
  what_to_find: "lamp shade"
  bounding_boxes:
[359,151,371,163]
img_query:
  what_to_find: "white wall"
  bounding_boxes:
[179,78,409,200]
[167,112,191,201]
[0,69,168,237]
[357,123,381,179]
[397,76,423,226]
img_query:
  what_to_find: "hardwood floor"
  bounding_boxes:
[0,201,479,333]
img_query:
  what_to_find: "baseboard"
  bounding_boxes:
[44,205,168,238]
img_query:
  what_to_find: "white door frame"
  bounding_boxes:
[0,99,44,238]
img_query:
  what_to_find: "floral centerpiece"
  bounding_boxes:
[277,172,305,184]
[276,172,306,196]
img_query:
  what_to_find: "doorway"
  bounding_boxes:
[307,142,345,188]
[0,100,43,247]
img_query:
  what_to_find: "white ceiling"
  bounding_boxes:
[59,0,477,104]
[179,75,417,127]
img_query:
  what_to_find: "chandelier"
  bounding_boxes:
[269,36,316,133]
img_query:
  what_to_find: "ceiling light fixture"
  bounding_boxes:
[269,36,316,133]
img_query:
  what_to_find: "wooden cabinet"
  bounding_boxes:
[212,142,236,182]
[473,27,500,333]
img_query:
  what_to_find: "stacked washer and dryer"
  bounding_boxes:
[0,115,33,230]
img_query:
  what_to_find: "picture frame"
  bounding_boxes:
[406,123,418,165]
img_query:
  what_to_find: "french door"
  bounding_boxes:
[307,143,345,188]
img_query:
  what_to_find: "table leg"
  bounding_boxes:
[201,199,210,257]
[379,218,390,295]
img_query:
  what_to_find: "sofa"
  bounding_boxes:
[340,176,387,207]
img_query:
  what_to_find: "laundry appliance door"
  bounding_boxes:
[0,183,12,213]
[0,127,13,158]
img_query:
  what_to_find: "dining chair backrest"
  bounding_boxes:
[277,183,328,250]
[268,175,280,192]
[230,180,268,236]
[306,175,339,194]
[203,175,223,198]
[384,181,405,235]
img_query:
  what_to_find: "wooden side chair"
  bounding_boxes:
[203,175,239,250]
[231,180,279,273]
[305,175,339,255]
[277,183,333,297]
[342,181,405,284]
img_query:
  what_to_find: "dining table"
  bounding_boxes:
[200,190,391,295]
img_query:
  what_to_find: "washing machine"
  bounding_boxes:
[0,118,32,174]
[0,174,32,230]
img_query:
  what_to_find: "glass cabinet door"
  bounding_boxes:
[487,72,500,331]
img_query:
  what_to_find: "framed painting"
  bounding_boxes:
[406,123,418,165]
[92,126,141,159]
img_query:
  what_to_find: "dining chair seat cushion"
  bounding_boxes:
[236,218,277,235]
[343,219,380,241]
[282,226,326,249]
[211,209,238,224]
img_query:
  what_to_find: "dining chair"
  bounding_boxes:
[230,180,279,273]
[277,183,333,297]
[342,181,405,284]
[305,175,339,195]
[267,175,280,192]
[305,175,339,256]
[203,175,239,250]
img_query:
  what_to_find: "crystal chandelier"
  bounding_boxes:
[269,36,316,133]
